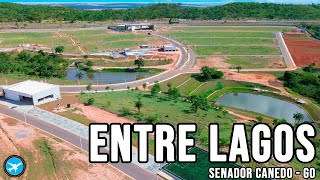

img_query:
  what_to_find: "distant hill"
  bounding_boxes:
[0,2,319,22]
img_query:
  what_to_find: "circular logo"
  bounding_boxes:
[3,155,26,177]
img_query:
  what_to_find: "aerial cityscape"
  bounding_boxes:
[0,1,319,179]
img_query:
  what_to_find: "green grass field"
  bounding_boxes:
[164,26,286,68]
[61,30,163,53]
[197,56,286,69]
[182,38,275,46]
[167,31,275,38]
[159,74,279,97]
[169,26,296,32]
[0,30,164,54]
[224,56,286,68]
[194,46,280,56]
[80,91,235,147]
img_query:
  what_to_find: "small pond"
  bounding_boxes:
[65,69,152,84]
[216,93,312,124]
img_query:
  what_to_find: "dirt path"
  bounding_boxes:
[74,103,133,124]
[56,31,86,54]
[227,110,257,123]
[68,36,86,54]
[56,31,63,38]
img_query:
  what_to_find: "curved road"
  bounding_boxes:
[60,33,196,93]
[0,33,196,179]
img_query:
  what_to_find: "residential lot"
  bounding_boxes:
[163,26,295,69]
[0,30,167,54]
[283,33,320,67]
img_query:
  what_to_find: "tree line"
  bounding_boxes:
[0,3,320,23]
[282,70,320,103]
[300,23,320,37]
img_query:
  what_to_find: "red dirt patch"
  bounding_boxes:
[73,103,133,124]
[284,31,305,35]
[283,33,320,66]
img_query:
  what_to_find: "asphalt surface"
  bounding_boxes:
[0,105,158,179]
[275,32,296,69]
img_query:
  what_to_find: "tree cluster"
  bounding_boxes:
[196,66,224,81]
[0,51,68,78]
[300,23,320,37]
[282,71,320,103]
[0,3,320,23]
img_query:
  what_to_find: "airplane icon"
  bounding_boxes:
[7,162,22,173]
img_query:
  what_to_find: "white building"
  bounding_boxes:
[2,80,61,105]
[163,44,177,52]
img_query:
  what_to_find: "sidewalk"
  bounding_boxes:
[0,98,162,174]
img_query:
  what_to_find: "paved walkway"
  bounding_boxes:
[0,98,89,138]
[0,98,161,174]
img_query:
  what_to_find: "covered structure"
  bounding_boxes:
[163,44,177,52]
[2,80,61,105]
[114,23,156,31]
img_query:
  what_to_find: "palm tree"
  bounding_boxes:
[86,83,92,93]
[75,72,84,86]
[236,66,242,73]
[143,83,147,91]
[135,98,143,113]
[293,112,304,125]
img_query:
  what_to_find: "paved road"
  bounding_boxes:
[275,32,296,69]
[0,105,158,179]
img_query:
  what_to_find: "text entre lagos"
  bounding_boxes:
[89,123,316,163]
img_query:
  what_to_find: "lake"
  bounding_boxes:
[216,93,312,124]
[66,68,152,84]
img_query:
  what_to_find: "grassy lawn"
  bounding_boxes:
[0,30,165,54]
[181,38,275,46]
[166,31,275,38]
[80,91,235,148]
[194,46,280,56]
[224,56,286,69]
[0,73,103,85]
[158,73,192,92]
[0,31,79,54]
[159,74,279,98]
[75,59,173,67]
[169,26,296,32]
[165,26,285,68]
[62,30,164,52]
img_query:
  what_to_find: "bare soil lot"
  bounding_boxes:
[0,114,128,179]
[283,33,320,67]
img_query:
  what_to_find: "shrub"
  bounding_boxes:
[198,66,224,81]
[145,114,158,123]
[121,107,131,116]
[87,98,95,105]
[151,82,161,96]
